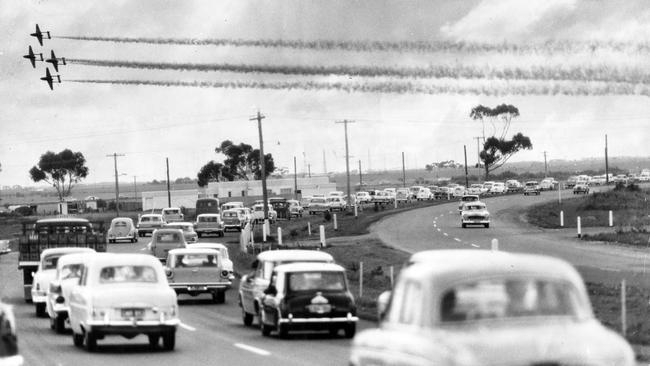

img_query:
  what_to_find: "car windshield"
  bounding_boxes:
[312,198,326,203]
[141,216,160,223]
[287,271,346,292]
[438,278,581,324]
[198,216,219,222]
[464,204,485,210]
[462,196,478,202]
[164,209,180,214]
[60,263,83,280]
[169,225,192,231]
[174,254,218,268]
[99,265,157,283]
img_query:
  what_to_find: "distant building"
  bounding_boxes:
[205,177,336,199]
[141,189,199,211]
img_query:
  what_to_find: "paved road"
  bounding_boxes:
[371,188,650,289]
[0,235,372,366]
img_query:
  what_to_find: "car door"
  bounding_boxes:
[240,261,266,314]
[261,272,282,325]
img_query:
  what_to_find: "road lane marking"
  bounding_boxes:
[140,247,147,251]
[471,244,480,248]
[234,343,271,356]
[454,238,461,242]
[436,228,441,232]
[443,233,448,236]
[179,322,196,331]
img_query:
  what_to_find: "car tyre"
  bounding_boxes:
[73,331,84,347]
[162,331,175,351]
[212,291,226,304]
[54,314,65,334]
[278,322,289,338]
[461,223,466,228]
[344,324,356,339]
[197,232,202,238]
[260,316,272,337]
[35,303,46,317]
[148,334,160,349]
[84,330,97,352]
[49,316,56,330]
[242,308,254,326]
[485,223,490,228]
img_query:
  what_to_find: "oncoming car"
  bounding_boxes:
[457,194,480,212]
[107,217,138,243]
[460,201,490,228]
[350,250,635,366]
[68,253,179,351]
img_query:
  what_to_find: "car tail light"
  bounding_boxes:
[221,270,229,278]
[55,296,65,304]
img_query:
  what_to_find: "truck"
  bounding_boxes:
[17,217,106,302]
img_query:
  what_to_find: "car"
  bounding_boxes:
[161,207,184,223]
[408,186,425,200]
[163,222,198,244]
[0,302,23,366]
[354,192,372,204]
[186,242,234,278]
[489,182,506,194]
[573,182,590,194]
[416,187,433,200]
[327,191,345,198]
[395,188,412,203]
[238,250,334,327]
[591,175,607,185]
[147,228,187,262]
[457,194,480,212]
[46,252,96,333]
[539,178,558,190]
[566,176,579,188]
[466,184,483,195]
[251,204,277,223]
[235,207,256,224]
[221,201,245,212]
[482,181,495,193]
[460,201,490,228]
[523,181,540,195]
[451,185,466,198]
[327,196,347,211]
[68,253,180,351]
[164,248,232,303]
[307,197,331,215]
[221,209,247,232]
[107,217,138,243]
[505,179,523,192]
[434,186,451,199]
[287,199,305,217]
[351,250,635,366]
[194,213,224,238]
[136,214,165,237]
[383,188,397,199]
[259,262,358,338]
[31,247,96,317]
[613,174,629,185]
[0,239,10,255]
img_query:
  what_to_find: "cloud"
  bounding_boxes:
[440,0,577,42]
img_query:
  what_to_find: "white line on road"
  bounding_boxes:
[140,247,147,251]
[454,238,461,242]
[471,244,480,248]
[234,343,271,356]
[437,228,441,232]
[443,233,448,236]
[179,322,196,331]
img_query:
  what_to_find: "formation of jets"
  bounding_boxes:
[24,24,64,90]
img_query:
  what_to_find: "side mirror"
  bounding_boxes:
[264,285,277,296]
[377,290,391,321]
[164,267,173,278]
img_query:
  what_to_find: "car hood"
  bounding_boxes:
[353,319,634,366]
[91,284,176,308]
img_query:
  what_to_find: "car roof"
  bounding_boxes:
[165,222,193,226]
[41,247,95,258]
[57,251,98,267]
[168,248,219,255]
[85,253,162,267]
[36,217,90,224]
[153,228,184,234]
[197,213,220,217]
[187,243,227,250]
[141,213,163,218]
[111,217,133,223]
[256,249,334,262]
[273,262,345,274]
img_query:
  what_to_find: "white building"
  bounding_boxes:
[206,176,336,199]
[141,189,199,211]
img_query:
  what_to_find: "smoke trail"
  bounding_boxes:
[68,58,650,84]
[56,35,650,54]
[67,78,650,97]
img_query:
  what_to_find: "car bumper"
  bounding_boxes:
[195,229,224,234]
[462,219,490,224]
[85,319,180,334]
[31,292,47,303]
[279,313,359,325]
[109,235,136,241]
[169,282,231,293]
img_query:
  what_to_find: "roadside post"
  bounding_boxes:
[609,210,613,227]
[333,214,338,231]
[621,279,627,336]
[277,227,282,245]
[354,204,358,218]
[491,238,499,251]
[394,198,397,209]
[262,220,268,242]
[359,261,363,298]
[389,266,394,288]
[319,225,326,247]
[307,222,312,236]
[560,210,564,227]
[577,216,582,238]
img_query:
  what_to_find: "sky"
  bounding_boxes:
[1,0,650,187]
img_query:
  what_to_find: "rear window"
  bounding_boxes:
[288,271,346,292]
[199,216,219,223]
[173,254,218,268]
[156,232,181,242]
[164,209,180,214]
[113,221,128,227]
[42,255,61,270]
[60,263,84,280]
[99,265,157,283]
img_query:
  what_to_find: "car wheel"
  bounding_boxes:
[35,303,46,317]
[461,223,466,228]
[242,307,254,326]
[260,312,272,337]
[485,223,490,228]
[278,322,289,338]
[148,334,160,349]
[162,330,175,351]
[54,314,66,334]
[213,291,226,304]
[73,331,84,347]
[344,324,356,339]
[197,232,202,238]
[84,330,97,351]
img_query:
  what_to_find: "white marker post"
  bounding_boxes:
[621,279,627,336]
[558,183,562,204]
[560,210,564,227]
[491,238,499,251]
[262,219,268,242]
[609,210,613,227]
[333,214,338,231]
[277,227,282,245]
[389,266,394,288]
[354,204,358,218]
[307,222,312,236]
[577,216,582,238]
[319,225,326,248]
[359,261,363,298]
[394,198,397,209]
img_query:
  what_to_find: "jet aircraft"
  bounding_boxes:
[40,68,61,90]
[30,24,51,46]
[23,45,43,68]
[45,50,66,72]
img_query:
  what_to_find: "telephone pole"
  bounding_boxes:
[336,119,354,209]
[322,150,327,174]
[543,151,548,177]
[166,157,171,207]
[293,156,298,200]
[401,152,406,187]
[251,111,269,220]
[605,134,609,185]
[474,136,482,182]
[359,160,363,188]
[464,145,469,188]
[106,153,125,217]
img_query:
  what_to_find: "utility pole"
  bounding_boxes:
[166,158,171,207]
[358,160,363,188]
[367,149,371,172]
[336,119,354,209]
[293,156,298,200]
[464,145,469,188]
[543,151,548,177]
[322,150,327,174]
[251,111,269,220]
[308,164,311,178]
[106,153,125,217]
[605,134,609,185]
[401,152,406,187]
[133,176,137,201]
[474,136,482,183]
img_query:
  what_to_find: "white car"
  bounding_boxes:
[467,184,483,195]
[457,194,480,211]
[107,217,138,243]
[416,187,432,200]
[68,253,180,351]
[164,222,198,244]
[32,247,96,317]
[161,207,184,223]
[539,178,558,191]
[46,252,97,333]
[489,182,506,194]
[327,196,347,211]
[250,204,277,223]
[354,192,372,204]
[186,242,234,278]
[460,201,490,228]
[350,250,635,366]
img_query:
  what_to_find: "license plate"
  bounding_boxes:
[188,285,207,291]
[307,304,331,314]
[121,309,144,318]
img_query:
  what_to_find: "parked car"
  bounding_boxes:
[259,263,358,338]
[540,178,558,190]
[287,200,304,217]
[482,181,495,193]
[194,213,224,238]
[136,214,165,237]
[221,209,247,232]
[489,182,506,194]
[467,184,483,195]
[147,228,187,262]
[164,222,198,244]
[523,181,540,195]
[408,186,425,200]
[416,187,433,200]
[328,191,345,198]
[457,194,480,212]
[251,204,277,223]
[327,196,347,211]
[460,201,490,228]
[221,202,245,212]
[32,247,96,317]
[46,252,96,333]
[383,188,397,199]
[451,185,466,198]
[68,253,180,351]
[164,248,231,303]
[566,176,579,188]
[573,182,590,194]
[307,197,331,215]
[354,192,372,204]
[350,250,635,366]
[107,217,138,243]
[613,174,629,185]
[238,250,334,327]
[161,207,184,223]
[186,243,234,279]
[395,188,412,203]
[505,179,523,192]
[0,302,23,366]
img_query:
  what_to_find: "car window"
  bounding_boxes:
[42,255,60,270]
[438,278,581,324]
[99,265,157,283]
[156,232,181,242]
[287,271,346,292]
[140,217,151,222]
[397,280,423,326]
[113,221,128,227]
[174,254,218,268]
[60,263,83,280]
